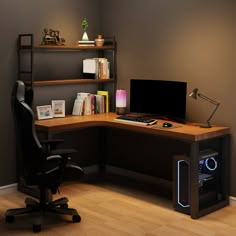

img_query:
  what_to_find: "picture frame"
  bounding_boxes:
[51,100,65,117]
[36,105,53,120]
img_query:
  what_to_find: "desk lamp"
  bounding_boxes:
[189,88,220,128]
[116,89,127,115]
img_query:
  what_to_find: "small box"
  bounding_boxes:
[83,59,96,73]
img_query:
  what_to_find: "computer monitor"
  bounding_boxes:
[130,79,187,123]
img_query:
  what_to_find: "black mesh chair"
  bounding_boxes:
[5,80,84,233]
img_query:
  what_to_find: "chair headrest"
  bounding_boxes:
[16,80,25,102]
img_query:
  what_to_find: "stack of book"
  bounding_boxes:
[72,90,109,116]
[83,58,110,79]
[77,40,95,46]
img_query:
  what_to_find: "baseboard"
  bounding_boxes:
[0,166,99,196]
[99,165,236,206]
[229,196,236,206]
[1,167,236,207]
[0,183,17,196]
[106,165,172,189]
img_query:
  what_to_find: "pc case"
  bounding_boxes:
[173,149,221,214]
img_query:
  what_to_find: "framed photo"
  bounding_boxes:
[36,105,53,120]
[51,100,65,117]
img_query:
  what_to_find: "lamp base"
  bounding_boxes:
[116,107,126,115]
[200,122,212,128]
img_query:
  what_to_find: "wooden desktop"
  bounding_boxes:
[35,112,229,141]
[34,112,230,219]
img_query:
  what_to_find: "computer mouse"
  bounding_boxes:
[162,122,173,128]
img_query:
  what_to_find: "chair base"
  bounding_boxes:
[5,196,81,232]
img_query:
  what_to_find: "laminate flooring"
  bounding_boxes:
[0,174,236,236]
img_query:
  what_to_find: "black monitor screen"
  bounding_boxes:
[130,79,187,122]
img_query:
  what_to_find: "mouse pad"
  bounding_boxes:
[151,124,182,129]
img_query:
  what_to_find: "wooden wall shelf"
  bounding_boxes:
[33,45,115,50]
[19,45,115,51]
[25,79,115,86]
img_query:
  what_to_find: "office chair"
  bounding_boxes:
[5,80,84,233]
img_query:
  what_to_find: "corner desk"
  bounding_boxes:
[34,112,230,219]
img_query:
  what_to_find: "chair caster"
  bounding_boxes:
[72,214,81,223]
[32,224,41,233]
[5,215,15,223]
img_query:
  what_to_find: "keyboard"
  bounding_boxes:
[114,115,157,126]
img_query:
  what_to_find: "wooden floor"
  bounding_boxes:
[1,174,236,235]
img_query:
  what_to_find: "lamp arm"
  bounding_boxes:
[206,103,220,123]
[198,93,220,125]
[198,93,219,106]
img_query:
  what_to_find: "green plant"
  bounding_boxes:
[81,18,88,32]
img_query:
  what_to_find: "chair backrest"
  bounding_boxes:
[12,81,43,181]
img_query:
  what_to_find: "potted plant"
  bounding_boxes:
[81,18,89,41]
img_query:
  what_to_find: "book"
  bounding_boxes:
[94,94,105,113]
[78,40,95,46]
[98,58,109,79]
[90,94,95,114]
[78,44,95,47]
[72,97,84,115]
[97,90,109,112]
[93,58,110,79]
[78,40,95,44]
[77,92,91,115]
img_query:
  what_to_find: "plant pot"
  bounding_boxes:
[82,31,89,41]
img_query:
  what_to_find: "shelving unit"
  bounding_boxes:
[18,33,117,109]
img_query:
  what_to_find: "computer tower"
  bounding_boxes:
[198,149,222,209]
[173,156,190,214]
[173,149,221,214]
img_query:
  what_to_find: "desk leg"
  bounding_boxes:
[221,134,230,201]
[189,142,200,219]
[189,135,230,219]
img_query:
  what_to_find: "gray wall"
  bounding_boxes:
[0,0,101,186]
[0,0,235,197]
[101,0,235,194]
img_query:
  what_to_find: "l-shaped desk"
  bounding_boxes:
[34,112,230,219]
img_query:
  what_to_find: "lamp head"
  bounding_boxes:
[189,88,199,99]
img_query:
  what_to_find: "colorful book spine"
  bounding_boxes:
[97,90,109,112]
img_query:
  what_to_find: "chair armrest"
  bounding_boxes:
[40,139,64,145]
[49,148,77,156]
[46,155,62,161]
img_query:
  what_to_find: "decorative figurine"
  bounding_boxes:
[41,28,65,45]
[95,34,104,47]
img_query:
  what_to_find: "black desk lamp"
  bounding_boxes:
[189,88,220,128]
